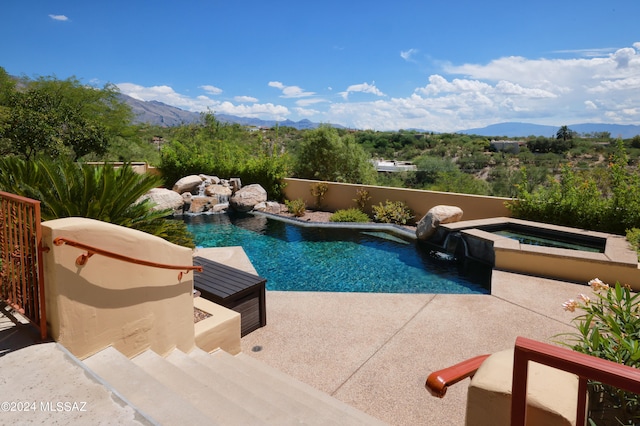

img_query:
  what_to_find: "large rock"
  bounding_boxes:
[416,205,463,240]
[229,184,267,212]
[205,184,233,202]
[137,188,184,215]
[173,175,204,194]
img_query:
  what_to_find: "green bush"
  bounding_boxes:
[626,228,640,261]
[508,140,640,235]
[284,198,306,217]
[560,279,640,424]
[0,156,194,247]
[329,208,370,223]
[371,200,413,225]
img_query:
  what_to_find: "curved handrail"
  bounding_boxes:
[52,237,203,274]
[425,354,490,398]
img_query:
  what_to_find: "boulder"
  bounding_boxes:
[416,205,464,240]
[188,196,217,214]
[229,184,267,212]
[205,184,233,202]
[253,201,281,214]
[137,188,184,215]
[173,175,204,194]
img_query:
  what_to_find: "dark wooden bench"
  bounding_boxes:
[193,256,266,337]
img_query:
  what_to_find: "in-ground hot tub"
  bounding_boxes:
[422,217,639,289]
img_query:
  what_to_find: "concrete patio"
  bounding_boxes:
[240,270,587,425]
[0,268,590,425]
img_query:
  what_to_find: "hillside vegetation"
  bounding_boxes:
[3,70,640,244]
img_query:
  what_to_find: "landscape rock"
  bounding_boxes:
[229,184,267,212]
[416,205,464,240]
[253,201,281,214]
[205,184,233,202]
[137,188,184,215]
[188,196,217,214]
[173,175,203,194]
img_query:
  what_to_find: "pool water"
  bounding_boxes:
[492,229,604,253]
[184,213,490,294]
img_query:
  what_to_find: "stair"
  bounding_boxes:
[83,346,386,425]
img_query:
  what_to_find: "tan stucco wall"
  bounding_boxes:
[495,247,640,290]
[466,349,577,426]
[282,178,512,222]
[41,217,196,359]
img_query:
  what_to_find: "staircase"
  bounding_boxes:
[83,346,386,425]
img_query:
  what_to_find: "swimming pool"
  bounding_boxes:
[183,213,490,294]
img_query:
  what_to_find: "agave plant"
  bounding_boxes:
[0,157,193,247]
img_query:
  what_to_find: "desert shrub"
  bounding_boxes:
[309,182,329,208]
[329,208,370,223]
[284,198,306,217]
[353,187,371,210]
[372,200,413,225]
[508,140,640,235]
[626,228,640,261]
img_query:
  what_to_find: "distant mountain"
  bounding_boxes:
[119,93,339,130]
[459,122,640,139]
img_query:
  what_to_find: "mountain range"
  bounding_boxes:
[120,93,640,138]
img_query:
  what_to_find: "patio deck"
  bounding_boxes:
[240,270,586,425]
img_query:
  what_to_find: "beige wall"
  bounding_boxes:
[495,248,640,290]
[282,178,512,222]
[41,218,196,359]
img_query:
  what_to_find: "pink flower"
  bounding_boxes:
[589,278,608,291]
[562,299,578,312]
[578,293,591,304]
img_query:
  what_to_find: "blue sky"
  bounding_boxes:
[3,1,640,132]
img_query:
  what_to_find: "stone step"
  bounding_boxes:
[132,349,269,425]
[0,342,147,425]
[83,347,213,425]
[190,347,384,425]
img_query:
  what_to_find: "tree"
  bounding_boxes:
[294,126,376,184]
[0,70,132,160]
[556,125,575,141]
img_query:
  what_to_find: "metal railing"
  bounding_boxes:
[53,237,202,281]
[0,191,47,340]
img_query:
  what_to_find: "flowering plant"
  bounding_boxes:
[561,278,640,425]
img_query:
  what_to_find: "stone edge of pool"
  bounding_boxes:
[252,211,418,240]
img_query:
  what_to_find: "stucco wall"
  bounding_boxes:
[282,178,512,222]
[41,217,196,359]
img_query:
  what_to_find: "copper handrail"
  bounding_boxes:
[53,237,203,278]
[425,354,490,398]
[511,336,640,426]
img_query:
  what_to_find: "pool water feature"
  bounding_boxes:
[184,213,490,294]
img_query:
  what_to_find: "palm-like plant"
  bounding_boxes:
[0,157,193,247]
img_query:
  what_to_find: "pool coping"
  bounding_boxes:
[252,211,418,240]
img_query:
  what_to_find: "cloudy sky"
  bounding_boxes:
[3,0,640,132]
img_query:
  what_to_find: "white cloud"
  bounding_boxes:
[200,85,223,95]
[117,82,289,120]
[117,42,640,131]
[268,81,315,98]
[339,82,385,100]
[234,95,258,103]
[296,98,328,107]
[400,48,418,61]
[49,14,69,21]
